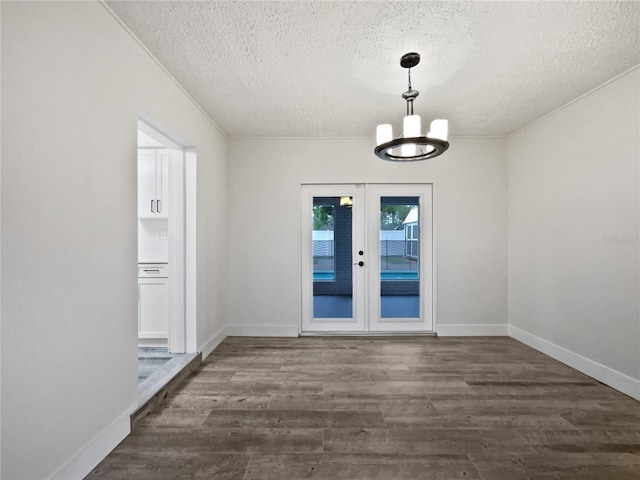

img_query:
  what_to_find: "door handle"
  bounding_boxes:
[353,261,364,266]
[151,200,155,213]
[157,199,161,213]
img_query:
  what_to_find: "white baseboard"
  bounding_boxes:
[200,325,227,360]
[48,402,137,480]
[437,324,509,336]
[226,324,299,337]
[509,325,640,401]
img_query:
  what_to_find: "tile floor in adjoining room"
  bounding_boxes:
[138,347,173,383]
[137,347,197,408]
[89,336,640,480]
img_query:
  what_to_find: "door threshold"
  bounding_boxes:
[300,331,437,337]
[132,351,201,430]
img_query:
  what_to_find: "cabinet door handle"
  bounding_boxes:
[157,199,161,213]
[151,200,155,213]
[143,269,160,273]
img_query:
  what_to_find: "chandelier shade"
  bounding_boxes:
[374,53,450,162]
[376,124,393,145]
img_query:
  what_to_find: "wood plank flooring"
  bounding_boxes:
[86,336,640,479]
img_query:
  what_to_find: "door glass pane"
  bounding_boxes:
[313,197,353,318]
[380,197,420,318]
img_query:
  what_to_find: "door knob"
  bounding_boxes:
[358,250,364,255]
[353,261,364,267]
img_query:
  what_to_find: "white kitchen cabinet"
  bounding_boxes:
[138,264,169,341]
[138,149,169,218]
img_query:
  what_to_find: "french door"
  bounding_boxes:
[301,184,433,333]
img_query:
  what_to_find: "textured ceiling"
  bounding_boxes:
[107,1,640,138]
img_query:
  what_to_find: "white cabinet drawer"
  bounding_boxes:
[138,264,168,278]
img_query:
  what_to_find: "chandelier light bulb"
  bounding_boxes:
[428,119,449,142]
[376,124,393,146]
[402,115,421,156]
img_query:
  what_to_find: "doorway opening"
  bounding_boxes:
[301,184,434,334]
[136,120,197,407]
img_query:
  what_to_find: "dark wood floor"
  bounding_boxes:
[87,336,640,479]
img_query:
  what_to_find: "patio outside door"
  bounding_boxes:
[301,184,433,333]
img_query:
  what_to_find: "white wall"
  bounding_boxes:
[507,68,640,398]
[138,219,168,263]
[227,137,507,336]
[1,2,227,478]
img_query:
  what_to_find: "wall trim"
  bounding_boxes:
[98,1,226,137]
[437,324,509,336]
[509,62,640,138]
[48,402,137,480]
[228,135,507,140]
[226,324,299,337]
[200,325,228,360]
[509,325,640,401]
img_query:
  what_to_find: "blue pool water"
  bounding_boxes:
[380,271,418,280]
[314,272,335,280]
[313,271,418,280]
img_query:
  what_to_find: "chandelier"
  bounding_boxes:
[375,52,449,162]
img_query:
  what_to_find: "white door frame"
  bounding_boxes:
[138,119,197,353]
[184,150,197,353]
[167,148,186,353]
[300,183,436,334]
